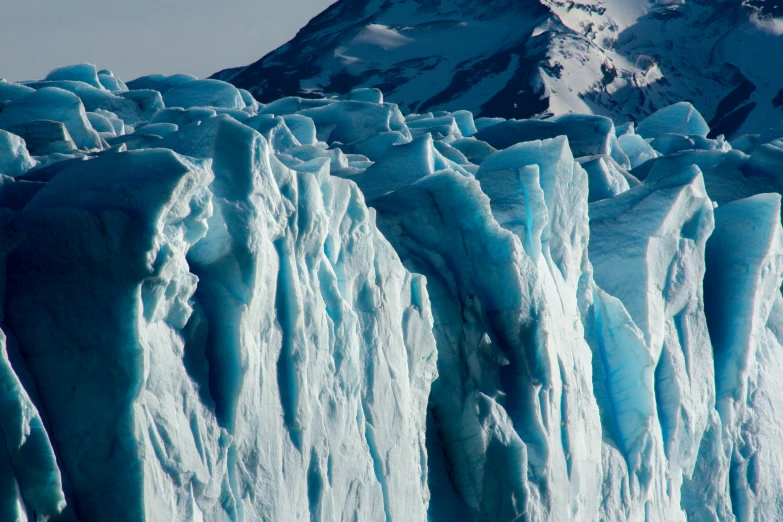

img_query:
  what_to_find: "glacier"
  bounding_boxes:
[1,64,783,522]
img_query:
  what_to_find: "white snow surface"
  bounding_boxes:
[0,65,783,522]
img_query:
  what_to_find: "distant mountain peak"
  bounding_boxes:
[213,0,783,136]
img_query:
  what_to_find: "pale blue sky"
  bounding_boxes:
[0,0,335,82]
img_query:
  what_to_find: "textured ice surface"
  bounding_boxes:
[589,165,716,521]
[617,133,658,169]
[44,63,105,89]
[97,69,129,93]
[0,82,35,104]
[372,135,605,520]
[577,155,632,202]
[163,80,246,110]
[636,103,711,139]
[126,73,198,94]
[0,66,783,522]
[0,88,102,150]
[701,194,783,522]
[21,80,162,126]
[0,131,36,177]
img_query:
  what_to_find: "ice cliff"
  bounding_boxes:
[1,64,783,521]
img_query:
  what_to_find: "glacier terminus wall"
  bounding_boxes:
[1,64,783,521]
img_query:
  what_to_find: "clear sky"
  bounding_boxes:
[0,0,336,83]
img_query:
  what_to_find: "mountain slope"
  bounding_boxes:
[212,0,783,137]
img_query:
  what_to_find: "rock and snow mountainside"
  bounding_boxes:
[2,64,783,521]
[212,0,783,138]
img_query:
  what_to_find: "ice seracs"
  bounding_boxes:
[163,79,246,111]
[588,164,716,521]
[635,102,711,140]
[0,206,67,521]
[6,150,220,521]
[0,66,782,522]
[0,87,102,150]
[0,131,36,177]
[702,194,783,522]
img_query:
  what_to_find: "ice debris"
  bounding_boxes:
[0,64,782,522]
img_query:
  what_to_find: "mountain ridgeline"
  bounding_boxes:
[213,0,783,138]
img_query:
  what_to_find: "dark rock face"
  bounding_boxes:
[744,0,783,17]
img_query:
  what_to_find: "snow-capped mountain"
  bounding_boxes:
[212,0,783,137]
